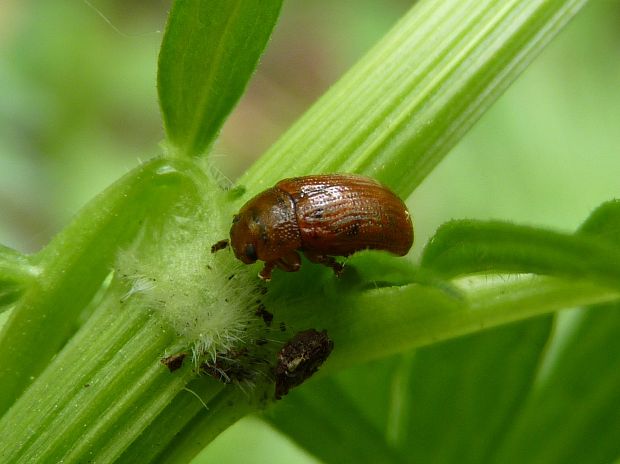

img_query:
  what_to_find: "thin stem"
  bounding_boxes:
[271,276,619,372]
[238,0,587,199]
[0,282,191,463]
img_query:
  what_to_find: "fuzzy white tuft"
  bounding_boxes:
[115,200,266,368]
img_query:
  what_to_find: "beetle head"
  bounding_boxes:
[230,211,262,264]
[229,186,299,266]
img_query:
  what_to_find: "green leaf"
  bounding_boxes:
[492,198,620,463]
[413,201,620,464]
[265,378,407,464]
[158,0,283,158]
[421,220,620,290]
[0,245,37,311]
[494,302,620,464]
[578,199,620,245]
[400,319,552,463]
[238,0,588,199]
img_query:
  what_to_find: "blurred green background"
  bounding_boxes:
[1,1,619,462]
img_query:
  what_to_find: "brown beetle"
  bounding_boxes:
[214,174,413,280]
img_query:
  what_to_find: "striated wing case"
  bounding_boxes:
[276,174,413,257]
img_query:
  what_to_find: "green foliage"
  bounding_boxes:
[494,302,620,463]
[158,0,283,157]
[0,245,35,310]
[267,378,408,463]
[2,0,619,463]
[0,158,202,414]
[422,219,620,288]
[492,201,620,464]
[238,0,589,197]
[267,320,553,464]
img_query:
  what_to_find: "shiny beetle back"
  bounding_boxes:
[277,174,412,257]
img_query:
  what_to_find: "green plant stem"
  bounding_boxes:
[0,158,206,415]
[132,275,619,463]
[238,0,587,198]
[0,282,191,463]
[153,387,265,463]
[117,378,225,463]
[275,276,619,372]
[0,0,597,461]
[265,378,408,464]
[0,157,232,464]
[0,245,36,285]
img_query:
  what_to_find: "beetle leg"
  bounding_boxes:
[276,251,301,273]
[211,239,229,253]
[303,251,344,276]
[260,252,301,281]
[259,262,277,281]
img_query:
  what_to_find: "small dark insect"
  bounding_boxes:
[201,348,252,384]
[161,352,187,373]
[212,174,413,280]
[274,329,333,400]
[201,362,252,384]
[255,304,273,326]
